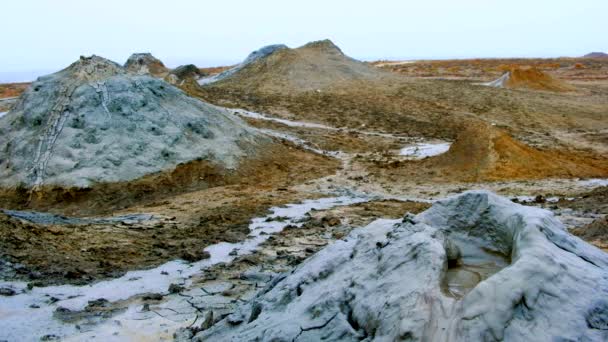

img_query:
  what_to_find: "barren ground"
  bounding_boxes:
[0,57,607,341]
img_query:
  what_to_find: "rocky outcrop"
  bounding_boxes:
[0,55,267,188]
[165,64,206,85]
[124,53,169,77]
[191,191,608,341]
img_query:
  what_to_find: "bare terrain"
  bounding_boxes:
[0,42,607,341]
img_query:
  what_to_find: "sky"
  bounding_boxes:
[1,0,607,81]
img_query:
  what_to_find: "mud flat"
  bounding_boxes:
[0,196,372,341]
[399,141,451,159]
[192,191,608,341]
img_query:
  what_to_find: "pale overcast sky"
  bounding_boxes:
[1,0,607,81]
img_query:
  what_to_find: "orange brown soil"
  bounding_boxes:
[199,65,234,75]
[185,75,608,149]
[0,82,29,99]
[185,50,608,183]
[504,67,574,92]
[370,57,608,81]
[363,123,608,183]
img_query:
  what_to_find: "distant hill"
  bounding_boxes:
[583,52,608,58]
[124,53,169,77]
[202,39,390,93]
[483,67,573,92]
[0,55,267,189]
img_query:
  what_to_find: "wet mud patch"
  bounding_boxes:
[0,186,327,286]
[442,233,510,298]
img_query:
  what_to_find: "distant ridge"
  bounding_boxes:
[583,52,608,58]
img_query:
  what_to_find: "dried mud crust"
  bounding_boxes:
[0,187,320,286]
[242,117,407,154]
[0,141,340,285]
[189,75,608,150]
[0,195,427,288]
[36,200,429,339]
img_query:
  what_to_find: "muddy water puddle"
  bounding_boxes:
[443,234,510,298]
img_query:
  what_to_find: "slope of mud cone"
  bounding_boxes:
[124,52,169,77]
[374,123,608,182]
[433,123,607,180]
[205,39,390,92]
[168,64,206,81]
[485,67,574,92]
[198,44,288,85]
[0,55,269,191]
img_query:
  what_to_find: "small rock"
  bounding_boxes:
[28,271,43,279]
[586,299,608,330]
[168,283,185,294]
[229,249,239,256]
[142,293,164,300]
[321,216,341,227]
[87,298,109,309]
[0,287,16,296]
[173,328,194,340]
[534,195,546,204]
[181,250,211,263]
[402,213,418,224]
[201,310,214,330]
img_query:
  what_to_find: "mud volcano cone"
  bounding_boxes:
[485,66,573,92]
[0,55,267,191]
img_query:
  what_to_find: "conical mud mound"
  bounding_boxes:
[427,123,608,181]
[0,55,268,189]
[379,123,608,182]
[199,44,288,85]
[189,191,608,341]
[167,64,206,83]
[484,67,573,92]
[202,39,389,92]
[124,52,169,77]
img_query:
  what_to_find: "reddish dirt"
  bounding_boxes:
[364,123,608,183]
[199,65,233,75]
[504,67,574,92]
[0,82,29,99]
[370,57,608,81]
